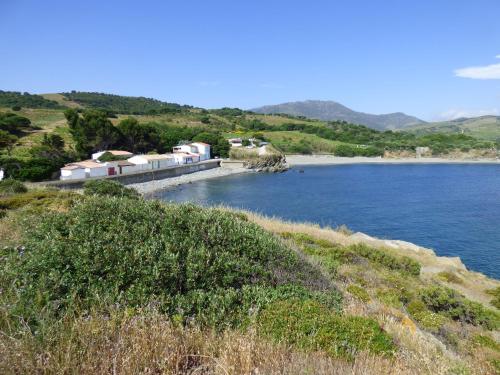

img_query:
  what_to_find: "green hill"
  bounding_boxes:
[406,116,500,141]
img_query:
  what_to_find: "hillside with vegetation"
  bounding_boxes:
[406,116,500,142]
[0,91,498,182]
[0,182,499,374]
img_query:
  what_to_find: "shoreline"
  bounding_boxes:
[128,155,500,194]
[128,165,251,195]
[285,154,500,166]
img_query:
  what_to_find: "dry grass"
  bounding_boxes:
[0,312,416,375]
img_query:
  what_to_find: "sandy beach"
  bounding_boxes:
[285,154,500,166]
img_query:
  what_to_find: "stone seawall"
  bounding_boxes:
[43,160,221,190]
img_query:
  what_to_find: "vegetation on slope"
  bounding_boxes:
[0,90,64,110]
[0,187,499,374]
[61,91,192,115]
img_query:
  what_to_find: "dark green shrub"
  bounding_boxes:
[3,198,330,326]
[419,286,500,330]
[83,180,140,199]
[0,179,27,196]
[486,287,500,309]
[11,105,21,111]
[258,299,395,359]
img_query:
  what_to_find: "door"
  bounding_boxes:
[108,167,116,176]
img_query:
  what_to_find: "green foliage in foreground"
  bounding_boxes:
[83,180,140,199]
[419,286,500,330]
[0,179,27,196]
[1,197,333,327]
[258,299,395,359]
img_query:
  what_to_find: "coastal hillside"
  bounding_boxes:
[0,182,499,374]
[0,90,498,182]
[406,116,500,141]
[251,100,425,130]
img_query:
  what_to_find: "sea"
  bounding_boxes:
[151,164,500,279]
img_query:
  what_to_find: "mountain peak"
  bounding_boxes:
[251,100,425,130]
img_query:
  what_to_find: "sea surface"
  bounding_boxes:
[152,164,500,279]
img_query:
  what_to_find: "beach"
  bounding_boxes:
[285,154,500,166]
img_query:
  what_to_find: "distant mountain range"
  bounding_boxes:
[251,100,425,131]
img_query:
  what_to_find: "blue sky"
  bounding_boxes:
[1,0,499,120]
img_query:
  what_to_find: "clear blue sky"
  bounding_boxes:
[1,0,499,120]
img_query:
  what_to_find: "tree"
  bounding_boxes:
[117,117,161,153]
[41,133,65,151]
[65,109,121,157]
[0,130,18,155]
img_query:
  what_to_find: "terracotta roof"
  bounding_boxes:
[104,150,133,156]
[61,164,83,170]
[73,160,107,169]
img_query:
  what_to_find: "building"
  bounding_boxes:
[91,150,134,161]
[190,142,211,160]
[127,154,177,170]
[172,152,200,165]
[173,142,211,161]
[60,160,110,180]
[228,138,243,148]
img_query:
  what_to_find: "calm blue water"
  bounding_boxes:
[152,164,500,279]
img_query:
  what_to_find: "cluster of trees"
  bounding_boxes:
[0,91,63,109]
[62,91,192,115]
[0,132,73,181]
[65,109,230,160]
[0,112,36,155]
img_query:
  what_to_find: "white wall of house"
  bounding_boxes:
[60,168,86,180]
[127,155,176,170]
[191,143,211,160]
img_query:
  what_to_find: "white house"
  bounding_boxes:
[127,154,177,170]
[173,142,210,161]
[60,160,110,180]
[190,142,211,160]
[228,138,243,148]
[91,150,134,161]
[172,152,200,165]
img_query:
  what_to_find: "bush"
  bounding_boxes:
[83,180,140,199]
[419,286,500,330]
[436,271,463,284]
[348,244,421,276]
[486,287,500,309]
[11,105,21,111]
[0,179,27,196]
[3,198,327,327]
[258,299,395,359]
